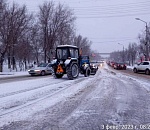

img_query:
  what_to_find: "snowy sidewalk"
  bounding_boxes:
[0,64,29,78]
[0,71,29,79]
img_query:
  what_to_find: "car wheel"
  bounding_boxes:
[133,68,138,73]
[145,69,150,75]
[41,71,45,76]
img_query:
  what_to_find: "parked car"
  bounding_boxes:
[110,61,116,68]
[133,61,150,75]
[28,63,52,76]
[114,62,127,70]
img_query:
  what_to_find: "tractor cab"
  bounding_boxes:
[56,45,79,60]
[79,55,90,66]
[79,55,90,75]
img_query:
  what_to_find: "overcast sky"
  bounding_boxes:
[7,0,150,53]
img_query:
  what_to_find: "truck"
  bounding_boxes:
[50,45,91,80]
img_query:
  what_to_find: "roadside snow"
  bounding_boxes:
[0,64,28,78]
[127,65,134,70]
[0,71,28,78]
[105,63,150,92]
[116,73,150,92]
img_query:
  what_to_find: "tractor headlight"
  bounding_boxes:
[60,60,63,64]
[82,63,88,69]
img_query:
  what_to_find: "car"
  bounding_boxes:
[133,61,150,75]
[28,63,52,76]
[110,61,116,68]
[114,62,126,70]
[90,63,98,75]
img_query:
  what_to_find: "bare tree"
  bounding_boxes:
[73,35,92,55]
[38,2,76,62]
[138,34,147,57]
[38,1,54,63]
[137,23,150,61]
[128,43,136,65]
[110,51,122,62]
[0,0,8,72]
[0,2,32,72]
[53,4,76,46]
[0,0,99,72]
[30,23,43,64]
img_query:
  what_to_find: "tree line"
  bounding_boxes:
[110,23,150,66]
[0,0,94,72]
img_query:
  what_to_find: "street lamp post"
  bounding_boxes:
[135,18,149,61]
[118,43,125,63]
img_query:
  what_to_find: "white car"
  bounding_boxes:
[133,61,150,75]
[28,63,52,76]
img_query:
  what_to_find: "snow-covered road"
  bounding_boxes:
[0,64,150,130]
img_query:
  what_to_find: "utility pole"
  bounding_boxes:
[135,18,149,61]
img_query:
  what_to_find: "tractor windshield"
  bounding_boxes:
[69,48,79,58]
[57,48,68,59]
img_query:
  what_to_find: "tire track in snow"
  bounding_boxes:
[104,67,150,126]
[1,71,102,130]
[60,68,150,129]
[0,75,85,98]
[58,69,117,130]
[0,76,89,117]
[0,79,64,99]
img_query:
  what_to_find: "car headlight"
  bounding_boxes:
[34,70,41,72]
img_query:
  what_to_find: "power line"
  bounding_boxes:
[70,1,150,18]
[71,1,150,8]
[90,37,136,40]
[92,38,137,44]
[76,12,150,18]
[73,3,150,15]
[74,5,150,13]
[75,9,150,16]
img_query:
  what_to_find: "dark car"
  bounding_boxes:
[114,62,126,70]
[90,63,98,75]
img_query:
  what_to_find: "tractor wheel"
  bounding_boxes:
[67,62,79,80]
[84,67,91,77]
[55,74,64,78]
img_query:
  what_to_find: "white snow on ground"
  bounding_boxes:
[0,63,150,128]
[0,71,28,78]
[105,64,150,91]
[0,74,96,127]
[116,72,150,92]
[0,64,28,78]
[127,65,134,70]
